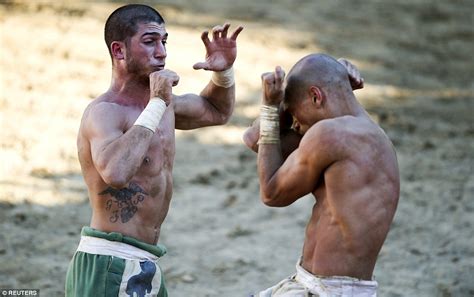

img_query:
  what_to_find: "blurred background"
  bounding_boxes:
[0,0,473,296]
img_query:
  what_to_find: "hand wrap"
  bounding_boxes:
[133,97,167,132]
[258,104,280,144]
[211,66,234,88]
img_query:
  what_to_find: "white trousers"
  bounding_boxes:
[255,259,378,297]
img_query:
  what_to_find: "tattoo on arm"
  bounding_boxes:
[99,182,148,223]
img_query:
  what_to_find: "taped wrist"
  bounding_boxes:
[133,97,167,132]
[211,66,234,88]
[258,104,280,144]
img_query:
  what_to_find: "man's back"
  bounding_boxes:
[302,114,400,279]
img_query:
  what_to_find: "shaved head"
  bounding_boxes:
[285,53,351,105]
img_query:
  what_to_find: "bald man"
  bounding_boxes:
[244,54,399,296]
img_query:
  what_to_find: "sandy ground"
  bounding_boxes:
[0,1,473,296]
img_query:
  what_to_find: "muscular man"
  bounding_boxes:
[65,4,242,296]
[244,54,399,296]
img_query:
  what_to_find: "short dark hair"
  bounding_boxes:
[104,4,165,58]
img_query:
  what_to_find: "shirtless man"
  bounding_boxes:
[65,4,242,296]
[244,54,399,296]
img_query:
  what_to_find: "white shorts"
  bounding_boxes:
[254,259,378,297]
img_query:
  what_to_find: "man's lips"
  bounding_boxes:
[152,65,165,71]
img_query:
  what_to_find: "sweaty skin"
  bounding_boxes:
[78,21,243,245]
[244,55,399,280]
[296,116,399,280]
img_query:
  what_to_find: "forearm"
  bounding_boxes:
[200,83,235,124]
[243,117,302,158]
[96,126,154,188]
[257,104,284,202]
[200,66,236,123]
[258,143,284,201]
[245,127,301,157]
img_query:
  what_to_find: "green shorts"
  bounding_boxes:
[65,227,168,297]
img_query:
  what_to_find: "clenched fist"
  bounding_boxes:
[338,58,364,90]
[261,66,285,106]
[149,69,180,105]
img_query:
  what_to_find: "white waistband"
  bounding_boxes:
[295,259,378,296]
[76,235,159,261]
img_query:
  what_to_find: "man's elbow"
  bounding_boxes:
[218,112,231,125]
[208,111,231,126]
[98,163,130,189]
[261,196,277,207]
[208,101,233,125]
[102,171,129,189]
[243,128,258,153]
[260,187,287,207]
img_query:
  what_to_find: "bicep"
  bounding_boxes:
[85,105,125,166]
[89,127,123,167]
[270,149,322,200]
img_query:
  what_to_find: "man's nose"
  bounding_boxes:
[154,43,167,59]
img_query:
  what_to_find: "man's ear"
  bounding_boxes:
[309,86,324,108]
[111,41,126,60]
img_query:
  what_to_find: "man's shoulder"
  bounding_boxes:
[300,116,370,157]
[84,95,131,119]
[299,120,344,155]
[312,116,379,137]
[305,118,347,140]
[80,96,133,135]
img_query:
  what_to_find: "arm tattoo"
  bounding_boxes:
[99,182,148,223]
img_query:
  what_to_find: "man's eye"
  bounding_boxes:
[162,40,167,45]
[144,40,154,44]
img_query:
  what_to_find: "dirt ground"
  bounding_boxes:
[0,1,473,296]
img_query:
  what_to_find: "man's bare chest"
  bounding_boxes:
[127,108,176,171]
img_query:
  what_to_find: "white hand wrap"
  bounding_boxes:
[133,97,167,133]
[258,105,280,144]
[211,66,234,88]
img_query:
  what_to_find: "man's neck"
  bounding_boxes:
[109,74,150,107]
[329,93,366,118]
